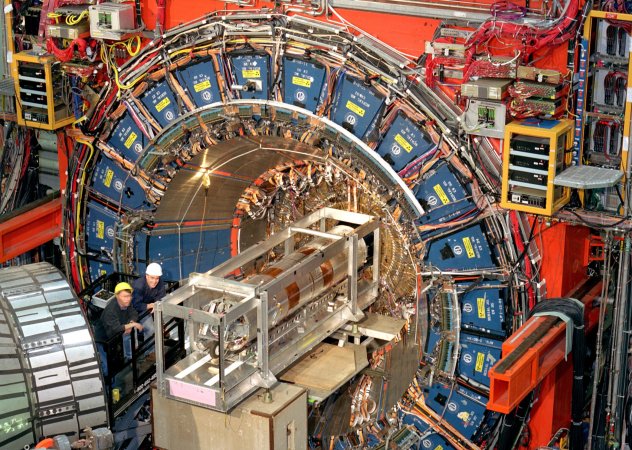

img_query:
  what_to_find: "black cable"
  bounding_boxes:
[496,392,533,449]
[511,215,537,273]
[566,208,629,229]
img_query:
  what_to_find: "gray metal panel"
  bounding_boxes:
[554,165,624,189]
[0,263,108,450]
[330,0,490,22]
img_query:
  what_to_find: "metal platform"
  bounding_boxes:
[554,165,624,189]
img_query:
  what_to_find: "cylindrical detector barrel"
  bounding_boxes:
[247,225,367,330]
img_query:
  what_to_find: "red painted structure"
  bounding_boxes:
[488,279,601,448]
[0,196,62,263]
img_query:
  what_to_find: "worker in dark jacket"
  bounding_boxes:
[132,263,165,339]
[94,282,143,376]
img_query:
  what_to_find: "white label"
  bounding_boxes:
[453,11,466,17]
[623,136,629,151]
[4,3,13,13]
[627,87,632,103]
[6,51,11,63]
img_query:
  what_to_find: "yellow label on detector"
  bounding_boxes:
[194,80,211,92]
[242,69,261,78]
[103,169,114,188]
[463,237,475,259]
[477,297,486,319]
[96,220,104,239]
[292,76,311,88]
[433,184,450,205]
[435,446,443,450]
[394,133,413,153]
[124,132,137,149]
[475,352,485,372]
[155,97,171,112]
[346,100,366,117]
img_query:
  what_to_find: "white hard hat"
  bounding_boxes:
[146,263,163,277]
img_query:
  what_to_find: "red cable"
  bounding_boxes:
[46,38,88,62]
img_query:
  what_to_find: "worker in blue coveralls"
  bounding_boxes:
[132,262,166,340]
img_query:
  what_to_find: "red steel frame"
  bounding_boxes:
[488,315,568,415]
[488,280,602,448]
[0,131,68,263]
[0,196,62,263]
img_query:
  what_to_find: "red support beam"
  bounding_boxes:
[487,315,567,414]
[488,282,602,414]
[0,196,62,262]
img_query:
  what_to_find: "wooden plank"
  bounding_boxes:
[357,313,406,341]
[281,343,363,392]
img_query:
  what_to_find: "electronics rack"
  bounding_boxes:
[12,52,74,130]
[501,119,573,215]
[575,10,631,214]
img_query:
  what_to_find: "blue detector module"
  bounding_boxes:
[140,80,179,128]
[424,224,496,271]
[415,163,474,237]
[147,229,231,280]
[282,57,327,113]
[331,75,385,140]
[88,258,113,283]
[400,411,430,434]
[424,383,487,440]
[400,412,457,449]
[85,201,119,252]
[376,112,434,172]
[229,53,270,100]
[458,280,507,336]
[458,333,503,388]
[90,157,149,210]
[419,432,456,450]
[108,114,149,162]
[176,58,222,108]
[424,327,442,360]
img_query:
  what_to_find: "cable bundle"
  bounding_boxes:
[593,121,607,153]
[509,80,568,99]
[463,58,516,82]
[0,125,30,214]
[615,75,627,107]
[604,25,630,56]
[603,71,626,107]
[46,37,89,62]
[465,0,584,65]
[507,78,567,118]
[509,97,564,118]
[425,56,465,87]
[490,1,527,21]
[608,122,621,156]
[591,120,621,159]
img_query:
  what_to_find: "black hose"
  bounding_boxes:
[529,298,585,450]
[496,393,533,449]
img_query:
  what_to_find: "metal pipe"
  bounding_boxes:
[610,235,631,441]
[609,110,632,442]
[587,232,612,449]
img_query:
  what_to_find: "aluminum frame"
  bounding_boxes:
[155,207,380,412]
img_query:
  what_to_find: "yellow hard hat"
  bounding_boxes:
[114,282,133,294]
